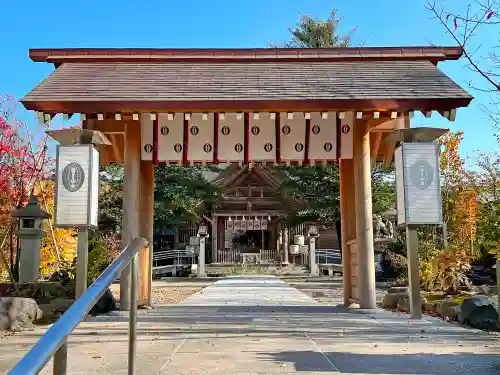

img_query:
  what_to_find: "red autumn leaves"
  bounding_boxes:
[446,9,495,31]
[0,112,48,222]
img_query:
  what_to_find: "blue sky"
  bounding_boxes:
[1,0,498,158]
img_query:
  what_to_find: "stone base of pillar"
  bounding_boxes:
[18,233,43,283]
[310,266,319,277]
[309,237,319,277]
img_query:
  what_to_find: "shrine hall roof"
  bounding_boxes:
[22,47,472,113]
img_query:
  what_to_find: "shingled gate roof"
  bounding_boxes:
[21,47,472,114]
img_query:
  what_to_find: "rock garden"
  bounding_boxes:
[379,245,500,332]
[382,285,499,331]
[0,277,117,331]
[0,237,119,332]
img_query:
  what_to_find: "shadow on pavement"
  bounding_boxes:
[2,277,498,375]
[257,350,500,374]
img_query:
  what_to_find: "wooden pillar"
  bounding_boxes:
[340,158,355,306]
[120,122,141,311]
[269,225,276,251]
[282,228,289,264]
[278,230,283,263]
[219,221,224,261]
[353,120,376,309]
[139,160,154,306]
[212,215,217,264]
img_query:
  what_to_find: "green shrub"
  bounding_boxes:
[420,246,472,294]
[49,260,76,287]
[87,237,112,283]
[48,235,115,292]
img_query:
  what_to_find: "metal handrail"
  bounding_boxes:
[316,248,341,265]
[9,236,148,375]
[153,249,195,260]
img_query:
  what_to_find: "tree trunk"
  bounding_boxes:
[442,222,449,249]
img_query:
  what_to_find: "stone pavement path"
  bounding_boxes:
[1,276,500,374]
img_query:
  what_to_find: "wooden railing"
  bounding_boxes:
[214,248,283,265]
[259,249,280,264]
[215,248,241,264]
[152,249,196,267]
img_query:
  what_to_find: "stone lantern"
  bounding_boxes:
[12,195,51,283]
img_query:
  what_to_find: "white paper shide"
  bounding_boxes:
[395,142,442,226]
[55,145,99,227]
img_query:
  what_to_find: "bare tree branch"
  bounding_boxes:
[426,0,500,91]
[427,0,500,141]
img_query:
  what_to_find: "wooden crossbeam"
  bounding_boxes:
[438,109,457,121]
[110,133,123,163]
[382,115,408,167]
[371,132,383,166]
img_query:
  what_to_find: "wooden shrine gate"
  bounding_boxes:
[21,46,472,309]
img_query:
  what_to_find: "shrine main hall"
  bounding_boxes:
[22,46,472,309]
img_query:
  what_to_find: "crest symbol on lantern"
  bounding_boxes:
[62,162,85,192]
[410,160,434,190]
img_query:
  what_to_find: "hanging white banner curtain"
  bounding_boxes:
[225,219,268,230]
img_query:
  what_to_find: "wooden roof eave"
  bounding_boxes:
[21,98,472,115]
[28,46,464,64]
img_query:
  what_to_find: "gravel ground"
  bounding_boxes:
[109,279,212,305]
[283,276,388,305]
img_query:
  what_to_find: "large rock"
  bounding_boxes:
[469,263,496,286]
[397,295,427,313]
[472,285,496,295]
[457,296,500,331]
[16,282,69,303]
[382,292,408,309]
[37,304,57,323]
[0,297,42,330]
[436,298,460,320]
[90,289,117,315]
[397,296,410,313]
[423,301,438,313]
[388,286,409,294]
[50,298,75,313]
